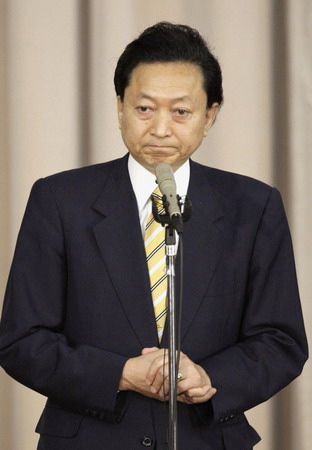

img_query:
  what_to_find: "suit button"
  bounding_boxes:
[142,436,153,447]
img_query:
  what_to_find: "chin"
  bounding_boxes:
[151,156,175,166]
[137,154,180,172]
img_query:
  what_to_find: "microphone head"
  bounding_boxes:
[155,162,182,223]
[155,162,173,182]
[155,163,176,195]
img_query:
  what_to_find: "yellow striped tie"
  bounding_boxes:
[144,187,167,341]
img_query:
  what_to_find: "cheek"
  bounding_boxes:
[178,127,204,148]
[124,116,148,135]
[122,123,149,150]
[192,122,207,142]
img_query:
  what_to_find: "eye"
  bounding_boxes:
[136,106,152,113]
[173,108,191,117]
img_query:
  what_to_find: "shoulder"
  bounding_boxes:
[29,156,127,202]
[45,157,125,188]
[191,160,271,193]
[190,160,284,219]
[191,160,276,199]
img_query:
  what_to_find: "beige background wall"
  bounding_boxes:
[0,1,311,449]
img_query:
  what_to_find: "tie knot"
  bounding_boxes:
[152,185,162,197]
[151,186,163,213]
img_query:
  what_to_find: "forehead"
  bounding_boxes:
[125,62,206,103]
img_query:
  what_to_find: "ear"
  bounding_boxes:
[204,102,219,136]
[117,96,123,129]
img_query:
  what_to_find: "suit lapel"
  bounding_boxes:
[92,157,159,348]
[162,161,225,345]
[92,157,224,349]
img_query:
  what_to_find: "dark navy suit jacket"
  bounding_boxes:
[0,155,308,449]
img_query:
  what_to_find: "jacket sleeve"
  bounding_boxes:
[198,188,308,424]
[0,178,129,423]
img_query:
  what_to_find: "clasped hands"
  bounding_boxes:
[119,347,217,404]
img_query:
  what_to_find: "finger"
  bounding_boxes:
[189,388,217,403]
[146,350,168,385]
[177,381,211,396]
[177,394,193,404]
[176,363,211,391]
[184,385,216,399]
[150,363,169,394]
[178,387,217,404]
[141,347,159,355]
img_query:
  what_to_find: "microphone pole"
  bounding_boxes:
[167,226,178,450]
[154,163,182,450]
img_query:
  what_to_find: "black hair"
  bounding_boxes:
[114,22,223,108]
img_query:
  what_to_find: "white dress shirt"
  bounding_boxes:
[127,154,190,236]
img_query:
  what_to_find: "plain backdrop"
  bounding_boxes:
[0,1,311,449]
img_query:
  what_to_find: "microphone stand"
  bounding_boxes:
[152,195,192,450]
[166,223,178,450]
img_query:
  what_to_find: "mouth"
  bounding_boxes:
[145,145,175,151]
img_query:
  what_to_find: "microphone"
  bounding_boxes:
[155,163,181,219]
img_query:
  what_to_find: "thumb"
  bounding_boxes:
[141,347,159,355]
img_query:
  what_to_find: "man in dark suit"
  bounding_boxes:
[0,22,308,449]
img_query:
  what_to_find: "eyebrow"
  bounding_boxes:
[138,92,194,103]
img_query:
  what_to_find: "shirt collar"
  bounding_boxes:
[128,154,190,213]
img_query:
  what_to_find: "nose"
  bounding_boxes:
[150,111,172,137]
